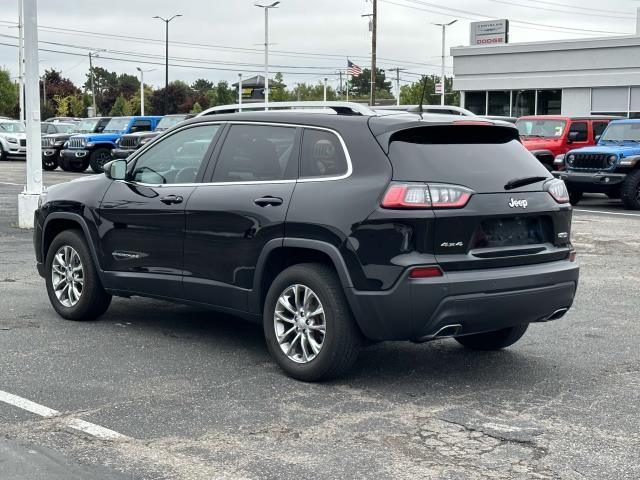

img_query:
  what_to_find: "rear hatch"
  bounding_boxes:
[380,124,573,271]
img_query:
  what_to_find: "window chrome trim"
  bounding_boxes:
[128,120,353,188]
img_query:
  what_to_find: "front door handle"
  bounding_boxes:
[254,196,283,207]
[160,195,184,205]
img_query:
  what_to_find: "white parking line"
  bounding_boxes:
[0,181,25,186]
[574,208,640,218]
[0,389,129,441]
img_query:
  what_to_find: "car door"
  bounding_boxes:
[183,123,300,311]
[567,121,589,149]
[98,123,222,298]
[592,121,609,142]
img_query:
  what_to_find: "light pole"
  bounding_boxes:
[433,19,457,106]
[18,0,24,122]
[153,14,182,114]
[254,2,280,110]
[238,73,243,111]
[323,77,328,104]
[136,67,155,116]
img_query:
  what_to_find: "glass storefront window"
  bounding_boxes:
[465,91,486,115]
[512,90,535,117]
[488,91,510,116]
[537,90,562,115]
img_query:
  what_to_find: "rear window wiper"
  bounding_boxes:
[504,176,548,191]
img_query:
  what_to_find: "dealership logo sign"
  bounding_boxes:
[470,19,509,45]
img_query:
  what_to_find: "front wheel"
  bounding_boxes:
[455,324,529,351]
[620,170,640,210]
[263,263,361,381]
[89,148,111,173]
[45,230,111,321]
[42,155,58,171]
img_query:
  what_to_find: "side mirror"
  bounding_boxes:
[567,131,580,143]
[104,159,127,181]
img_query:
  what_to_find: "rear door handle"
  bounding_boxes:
[160,195,184,205]
[254,196,283,207]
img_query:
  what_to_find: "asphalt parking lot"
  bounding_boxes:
[0,161,638,480]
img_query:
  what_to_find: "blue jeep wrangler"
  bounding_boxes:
[557,119,640,210]
[60,116,163,173]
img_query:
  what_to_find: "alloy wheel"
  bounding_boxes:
[274,284,326,364]
[51,245,84,307]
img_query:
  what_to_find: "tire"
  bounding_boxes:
[45,229,111,321]
[455,324,529,351]
[620,169,640,210]
[0,146,4,161]
[42,155,58,171]
[569,190,583,206]
[263,263,361,382]
[89,148,111,173]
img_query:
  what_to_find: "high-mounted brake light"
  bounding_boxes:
[409,266,443,278]
[453,120,494,126]
[381,183,474,209]
[545,179,570,204]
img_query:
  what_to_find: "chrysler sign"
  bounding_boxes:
[470,19,509,46]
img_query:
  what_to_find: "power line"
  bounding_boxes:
[517,0,635,16]
[488,0,635,20]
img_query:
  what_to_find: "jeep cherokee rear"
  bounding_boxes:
[33,106,579,381]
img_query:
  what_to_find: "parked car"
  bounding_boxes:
[34,103,579,381]
[111,114,194,160]
[41,122,77,136]
[60,116,162,173]
[0,119,27,161]
[43,117,112,172]
[516,115,618,171]
[44,116,81,124]
[557,119,640,209]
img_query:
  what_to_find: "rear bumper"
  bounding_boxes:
[346,260,579,341]
[554,170,626,190]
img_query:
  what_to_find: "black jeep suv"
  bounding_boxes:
[33,106,579,381]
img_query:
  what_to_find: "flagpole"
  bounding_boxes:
[346,59,349,102]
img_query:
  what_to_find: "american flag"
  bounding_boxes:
[347,60,362,77]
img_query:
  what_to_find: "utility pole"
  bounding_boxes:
[238,73,243,111]
[153,14,182,115]
[371,0,377,107]
[18,0,24,122]
[338,70,343,99]
[323,77,328,104]
[18,0,42,228]
[41,74,45,105]
[434,20,457,106]
[388,67,405,106]
[88,51,98,115]
[255,2,280,110]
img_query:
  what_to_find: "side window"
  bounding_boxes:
[130,120,152,133]
[212,125,297,182]
[300,129,349,179]
[131,124,220,185]
[593,121,608,139]
[569,122,588,142]
[96,120,108,133]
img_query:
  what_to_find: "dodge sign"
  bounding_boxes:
[470,19,509,45]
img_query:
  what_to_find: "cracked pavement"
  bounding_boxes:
[0,162,638,479]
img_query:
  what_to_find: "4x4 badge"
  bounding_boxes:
[508,198,528,208]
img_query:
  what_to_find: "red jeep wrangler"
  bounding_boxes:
[515,116,618,170]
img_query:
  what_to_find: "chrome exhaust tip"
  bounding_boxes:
[413,324,462,343]
[542,308,569,322]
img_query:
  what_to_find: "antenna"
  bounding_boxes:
[408,76,429,117]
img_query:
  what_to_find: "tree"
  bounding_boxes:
[109,95,127,116]
[130,85,153,115]
[69,95,85,117]
[270,72,287,102]
[148,81,192,114]
[54,95,71,116]
[192,79,214,96]
[349,68,393,98]
[190,102,203,114]
[42,69,79,100]
[0,68,18,117]
[84,66,118,114]
[214,80,235,106]
[117,73,140,100]
[290,82,337,101]
[400,75,459,106]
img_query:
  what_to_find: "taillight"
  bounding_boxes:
[409,266,443,278]
[381,182,474,209]
[545,179,570,204]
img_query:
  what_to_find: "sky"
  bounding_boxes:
[0,0,639,95]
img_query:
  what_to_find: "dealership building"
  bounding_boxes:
[451,19,640,118]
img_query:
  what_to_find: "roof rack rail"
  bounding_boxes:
[197,101,376,117]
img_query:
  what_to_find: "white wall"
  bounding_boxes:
[561,88,591,116]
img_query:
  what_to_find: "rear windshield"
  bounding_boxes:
[387,126,550,193]
[516,119,566,138]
